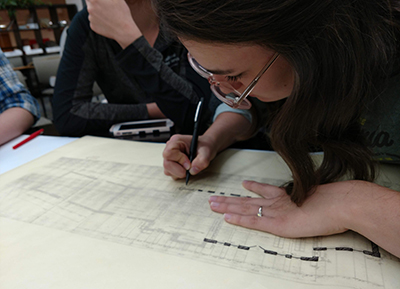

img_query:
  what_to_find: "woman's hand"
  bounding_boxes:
[163,134,218,180]
[163,111,256,180]
[86,0,142,49]
[209,179,400,257]
[209,180,359,238]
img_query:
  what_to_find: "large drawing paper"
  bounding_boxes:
[0,136,399,289]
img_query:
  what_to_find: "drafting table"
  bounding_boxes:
[0,136,399,289]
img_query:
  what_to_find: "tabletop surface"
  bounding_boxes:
[0,134,78,174]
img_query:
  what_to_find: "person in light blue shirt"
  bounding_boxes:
[0,48,41,145]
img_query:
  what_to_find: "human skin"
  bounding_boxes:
[162,40,400,258]
[163,111,253,178]
[164,40,294,178]
[85,0,165,119]
[0,107,35,145]
[182,40,294,102]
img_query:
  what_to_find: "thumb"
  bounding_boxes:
[189,151,211,175]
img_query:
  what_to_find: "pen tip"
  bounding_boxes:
[185,171,190,185]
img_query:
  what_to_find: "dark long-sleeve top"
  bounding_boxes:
[52,8,214,137]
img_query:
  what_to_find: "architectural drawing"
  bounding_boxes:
[1,157,399,288]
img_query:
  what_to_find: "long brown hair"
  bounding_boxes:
[153,0,400,204]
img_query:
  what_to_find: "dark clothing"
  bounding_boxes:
[246,71,400,163]
[52,8,214,137]
[361,71,400,164]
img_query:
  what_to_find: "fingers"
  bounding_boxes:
[223,214,281,234]
[163,134,214,180]
[210,200,290,237]
[188,148,211,175]
[242,180,284,199]
[163,135,191,179]
[209,199,261,215]
[209,198,285,235]
[208,183,294,236]
[86,0,139,48]
[209,194,267,206]
[209,195,278,217]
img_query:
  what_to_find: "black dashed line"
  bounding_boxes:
[336,247,353,252]
[238,245,250,250]
[300,256,319,262]
[313,247,327,251]
[204,238,217,244]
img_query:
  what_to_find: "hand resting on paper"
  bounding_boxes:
[209,179,400,258]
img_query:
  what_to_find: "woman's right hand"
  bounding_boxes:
[163,110,255,180]
[162,134,218,180]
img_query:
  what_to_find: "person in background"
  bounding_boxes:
[0,48,41,145]
[52,0,215,137]
[156,0,400,257]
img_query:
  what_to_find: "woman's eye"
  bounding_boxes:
[226,75,241,82]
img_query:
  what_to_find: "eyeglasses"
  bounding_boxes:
[187,52,279,109]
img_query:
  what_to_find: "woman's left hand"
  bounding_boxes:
[209,179,400,258]
[209,180,353,238]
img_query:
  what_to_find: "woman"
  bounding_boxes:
[52,0,215,137]
[156,0,400,257]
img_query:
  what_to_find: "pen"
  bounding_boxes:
[186,97,205,185]
[12,128,44,149]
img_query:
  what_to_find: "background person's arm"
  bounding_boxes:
[0,49,40,145]
[86,0,217,134]
[52,8,154,137]
[0,107,35,145]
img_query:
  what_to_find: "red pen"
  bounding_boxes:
[12,128,44,149]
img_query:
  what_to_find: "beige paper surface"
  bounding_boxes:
[0,136,399,289]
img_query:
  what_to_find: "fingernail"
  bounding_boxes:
[224,214,231,221]
[183,162,190,170]
[210,202,219,208]
[209,196,217,202]
[190,166,199,175]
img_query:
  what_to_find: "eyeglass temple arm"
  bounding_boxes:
[236,52,280,103]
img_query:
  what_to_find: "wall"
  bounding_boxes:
[0,0,77,50]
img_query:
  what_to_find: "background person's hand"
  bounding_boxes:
[86,0,142,49]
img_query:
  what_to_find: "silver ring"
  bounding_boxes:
[257,206,263,217]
